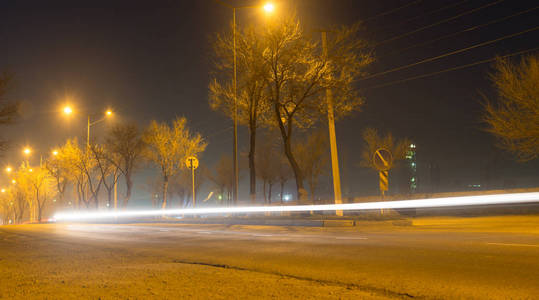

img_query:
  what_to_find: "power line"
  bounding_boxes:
[384,5,539,57]
[401,0,470,25]
[374,0,505,46]
[360,25,539,81]
[361,0,423,23]
[363,46,539,90]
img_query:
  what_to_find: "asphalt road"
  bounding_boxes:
[1,216,539,299]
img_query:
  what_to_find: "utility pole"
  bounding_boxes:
[321,31,343,216]
[232,7,239,206]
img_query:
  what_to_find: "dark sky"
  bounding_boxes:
[1,0,538,201]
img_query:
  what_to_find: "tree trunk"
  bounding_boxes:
[107,188,113,209]
[268,183,273,205]
[274,103,306,203]
[262,180,267,204]
[124,173,133,207]
[162,175,169,209]
[280,181,284,204]
[248,124,257,204]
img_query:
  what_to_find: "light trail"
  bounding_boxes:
[53,192,539,222]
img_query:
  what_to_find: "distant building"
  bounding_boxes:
[406,143,417,193]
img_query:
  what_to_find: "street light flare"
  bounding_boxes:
[106,110,113,116]
[23,147,31,155]
[11,179,16,184]
[63,106,73,115]
[263,2,275,13]
[5,166,12,173]
[52,150,59,156]
[1,188,5,193]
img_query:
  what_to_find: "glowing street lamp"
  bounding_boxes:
[1,188,5,193]
[23,147,31,156]
[63,106,73,115]
[216,0,275,205]
[5,166,12,173]
[11,179,16,184]
[263,2,275,13]
[52,150,59,156]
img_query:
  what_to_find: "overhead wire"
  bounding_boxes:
[401,0,470,25]
[363,46,539,90]
[374,0,505,46]
[383,5,539,57]
[360,0,423,23]
[360,25,539,81]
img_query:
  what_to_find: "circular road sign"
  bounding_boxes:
[372,148,392,171]
[185,156,199,170]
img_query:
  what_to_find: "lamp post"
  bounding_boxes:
[216,0,274,205]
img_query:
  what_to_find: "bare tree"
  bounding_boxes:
[483,54,539,161]
[45,152,69,207]
[143,117,207,209]
[0,73,19,152]
[360,128,410,172]
[210,25,271,203]
[105,123,145,206]
[90,144,121,209]
[277,155,292,204]
[255,136,280,204]
[262,16,373,202]
[208,155,234,205]
[294,129,330,203]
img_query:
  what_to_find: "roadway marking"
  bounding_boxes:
[197,231,213,234]
[335,237,368,240]
[252,234,273,237]
[487,242,539,248]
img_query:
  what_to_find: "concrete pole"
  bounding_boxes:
[232,7,239,206]
[321,31,343,216]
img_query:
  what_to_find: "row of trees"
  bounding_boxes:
[0,117,206,223]
[210,15,374,203]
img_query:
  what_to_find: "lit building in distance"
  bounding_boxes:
[406,143,417,193]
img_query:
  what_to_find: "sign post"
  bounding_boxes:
[185,156,199,208]
[373,148,392,214]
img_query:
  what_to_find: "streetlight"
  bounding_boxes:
[61,105,113,147]
[87,109,113,147]
[5,166,12,173]
[216,1,275,205]
[263,3,275,13]
[63,106,73,115]
[52,150,59,156]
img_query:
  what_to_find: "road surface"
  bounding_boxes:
[1,216,539,299]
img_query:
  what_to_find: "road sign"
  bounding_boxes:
[372,148,392,171]
[379,170,389,193]
[185,156,199,170]
[185,156,199,208]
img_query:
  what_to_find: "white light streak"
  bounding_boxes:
[53,192,539,222]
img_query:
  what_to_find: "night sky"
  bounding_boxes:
[1,0,538,203]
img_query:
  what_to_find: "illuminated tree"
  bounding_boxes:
[56,138,97,208]
[143,117,207,209]
[263,16,373,202]
[210,25,271,203]
[360,128,410,172]
[484,54,539,161]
